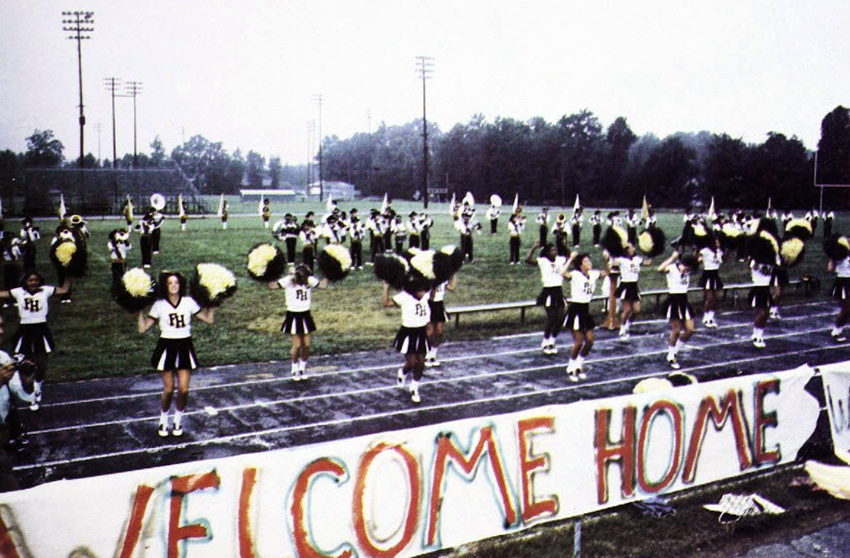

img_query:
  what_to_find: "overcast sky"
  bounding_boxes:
[1,0,848,166]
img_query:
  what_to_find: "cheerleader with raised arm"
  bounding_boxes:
[0,272,72,411]
[383,276,431,403]
[268,264,328,380]
[613,243,645,340]
[563,251,609,380]
[526,241,567,355]
[426,274,457,367]
[698,237,724,328]
[138,272,214,437]
[658,251,698,369]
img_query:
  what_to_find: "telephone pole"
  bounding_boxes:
[125,81,143,167]
[61,10,94,180]
[312,94,324,202]
[416,56,434,209]
[104,77,121,168]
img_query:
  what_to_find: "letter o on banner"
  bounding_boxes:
[353,442,421,557]
[637,400,683,493]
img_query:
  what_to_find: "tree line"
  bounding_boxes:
[2,106,848,211]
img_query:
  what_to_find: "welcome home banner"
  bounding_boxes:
[819,361,850,463]
[0,364,821,558]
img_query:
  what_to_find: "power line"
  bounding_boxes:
[104,77,121,168]
[312,94,324,202]
[61,10,94,175]
[416,56,434,209]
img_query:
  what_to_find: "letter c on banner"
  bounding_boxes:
[353,442,421,558]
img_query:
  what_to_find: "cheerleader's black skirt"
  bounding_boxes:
[665,294,695,321]
[14,323,55,355]
[615,282,641,302]
[429,300,449,324]
[393,326,430,355]
[152,337,198,371]
[564,302,595,331]
[281,311,317,335]
[832,278,850,301]
[699,270,724,290]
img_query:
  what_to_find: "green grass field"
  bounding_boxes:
[1,200,845,382]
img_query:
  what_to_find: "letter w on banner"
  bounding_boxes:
[819,361,850,464]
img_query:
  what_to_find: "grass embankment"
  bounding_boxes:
[1,202,844,382]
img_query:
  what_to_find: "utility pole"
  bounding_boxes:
[94,122,102,164]
[104,77,121,168]
[416,56,434,209]
[61,10,94,186]
[312,94,324,202]
[125,81,143,167]
[306,119,315,192]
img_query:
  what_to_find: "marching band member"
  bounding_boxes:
[150,207,164,254]
[553,213,569,256]
[456,213,479,263]
[486,203,501,234]
[107,229,132,284]
[570,208,583,248]
[625,209,639,246]
[507,212,524,264]
[591,210,602,246]
[18,217,40,271]
[391,215,408,253]
[348,215,366,270]
[408,212,421,248]
[536,208,550,246]
[261,199,271,229]
[300,220,318,272]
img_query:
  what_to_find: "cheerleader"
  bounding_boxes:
[526,241,567,355]
[426,274,457,367]
[827,250,850,342]
[823,210,835,238]
[507,213,524,264]
[138,272,214,437]
[563,251,609,380]
[0,272,72,411]
[383,276,431,404]
[769,262,788,320]
[698,237,724,328]
[749,258,775,349]
[658,251,698,369]
[613,243,645,340]
[268,264,328,380]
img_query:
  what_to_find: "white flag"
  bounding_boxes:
[59,194,67,220]
[258,194,265,216]
[380,193,388,214]
[217,194,225,217]
[178,194,186,217]
[512,194,519,214]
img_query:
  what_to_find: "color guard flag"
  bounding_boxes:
[512,193,519,214]
[259,194,265,216]
[178,194,186,217]
[448,192,456,216]
[572,194,581,215]
[217,194,225,217]
[641,195,650,221]
[380,193,388,214]
[708,196,716,218]
[59,194,67,220]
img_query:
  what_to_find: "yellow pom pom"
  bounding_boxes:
[759,230,779,255]
[781,237,804,265]
[410,250,436,279]
[692,223,707,237]
[324,244,352,271]
[123,268,154,297]
[638,231,654,253]
[633,377,674,394]
[722,223,741,238]
[197,263,236,300]
[55,240,77,266]
[614,226,628,245]
[840,237,850,251]
[247,244,278,277]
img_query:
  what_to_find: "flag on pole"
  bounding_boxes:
[380,193,388,214]
[641,195,649,221]
[126,195,134,222]
[217,194,225,217]
[708,196,716,218]
[178,194,186,217]
[326,194,334,212]
[59,194,67,220]
[572,194,581,215]
[767,197,773,212]
[512,193,519,214]
[448,192,456,216]
[258,194,265,216]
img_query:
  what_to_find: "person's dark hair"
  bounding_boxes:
[157,271,187,299]
[573,253,591,270]
[20,270,45,289]
[541,243,557,261]
[293,264,312,285]
[680,254,699,270]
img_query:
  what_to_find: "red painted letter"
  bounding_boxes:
[684,390,752,483]
[594,406,636,504]
[353,442,421,558]
[290,458,353,558]
[754,379,781,465]
[238,468,258,558]
[116,484,155,558]
[167,471,220,558]
[636,401,683,493]
[427,427,518,547]
[517,417,558,522]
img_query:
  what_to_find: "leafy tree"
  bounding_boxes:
[269,156,282,188]
[635,137,698,207]
[817,105,850,185]
[703,134,751,207]
[246,151,266,189]
[554,109,606,206]
[25,129,64,167]
[750,132,811,210]
[604,117,637,202]
[150,136,167,167]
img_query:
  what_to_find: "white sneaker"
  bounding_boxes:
[618,332,630,341]
[397,368,407,387]
[29,390,42,411]
[832,331,847,343]
[299,370,307,381]
[172,423,183,437]
[753,338,766,349]
[431,357,441,367]
[410,385,421,403]
[158,423,169,438]
[567,370,579,382]
[577,370,587,380]
[291,369,301,382]
[769,308,781,319]
[667,355,680,370]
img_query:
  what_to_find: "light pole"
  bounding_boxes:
[104,77,121,168]
[61,10,94,186]
[312,94,324,202]
[416,56,434,209]
[125,81,143,167]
